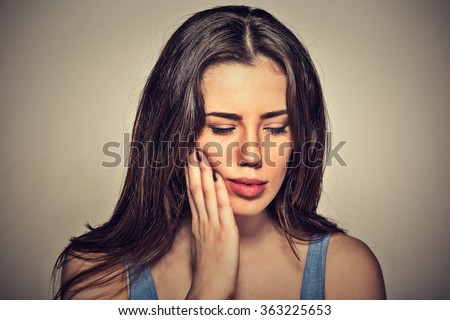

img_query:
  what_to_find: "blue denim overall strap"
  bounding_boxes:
[127,264,159,300]
[299,233,331,300]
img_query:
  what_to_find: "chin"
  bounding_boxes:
[229,197,271,216]
[233,210,262,216]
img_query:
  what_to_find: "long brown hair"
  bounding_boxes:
[53,5,344,299]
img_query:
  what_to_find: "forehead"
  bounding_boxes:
[201,57,287,115]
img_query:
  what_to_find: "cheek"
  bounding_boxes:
[198,134,236,166]
[266,142,292,171]
[200,143,227,168]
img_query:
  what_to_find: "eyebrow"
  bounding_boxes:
[206,110,287,120]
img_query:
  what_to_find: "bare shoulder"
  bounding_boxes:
[325,233,386,299]
[61,252,128,300]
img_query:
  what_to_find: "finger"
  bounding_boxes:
[213,171,236,228]
[184,166,198,226]
[198,150,219,227]
[187,149,208,223]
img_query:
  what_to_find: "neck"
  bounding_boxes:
[234,211,274,241]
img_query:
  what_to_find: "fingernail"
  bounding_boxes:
[196,150,202,162]
[212,170,217,182]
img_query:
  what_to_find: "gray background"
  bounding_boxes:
[1,0,449,299]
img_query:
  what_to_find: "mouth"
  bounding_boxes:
[226,178,267,197]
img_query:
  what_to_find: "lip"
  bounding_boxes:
[229,178,267,185]
[226,178,267,197]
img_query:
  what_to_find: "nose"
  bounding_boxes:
[238,135,262,168]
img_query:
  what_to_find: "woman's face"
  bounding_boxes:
[197,56,293,216]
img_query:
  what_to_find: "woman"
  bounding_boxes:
[53,5,386,300]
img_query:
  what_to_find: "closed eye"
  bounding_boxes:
[209,125,289,136]
[265,125,288,136]
[209,126,235,136]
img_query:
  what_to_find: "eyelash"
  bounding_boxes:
[209,125,288,136]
